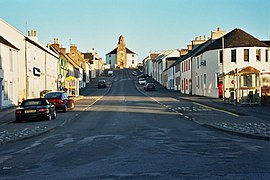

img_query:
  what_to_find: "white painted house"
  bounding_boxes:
[0,36,19,108]
[25,31,59,99]
[0,18,27,103]
[192,28,270,104]
[153,50,180,85]
[0,19,59,103]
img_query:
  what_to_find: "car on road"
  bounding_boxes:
[15,98,56,123]
[108,70,113,77]
[44,91,75,112]
[132,71,138,76]
[98,80,107,88]
[137,74,148,79]
[138,78,147,85]
[144,83,156,91]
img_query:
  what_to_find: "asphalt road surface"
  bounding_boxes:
[1,69,270,179]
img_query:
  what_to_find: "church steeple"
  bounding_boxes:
[118,35,126,46]
[117,35,127,68]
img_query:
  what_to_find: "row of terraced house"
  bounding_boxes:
[0,19,104,109]
[143,28,270,105]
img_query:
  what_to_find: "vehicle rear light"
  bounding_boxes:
[56,99,64,103]
[38,108,49,113]
[15,110,22,114]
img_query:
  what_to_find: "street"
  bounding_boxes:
[1,69,270,179]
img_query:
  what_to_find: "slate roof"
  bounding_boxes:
[262,40,270,46]
[106,47,136,55]
[0,35,19,50]
[193,28,269,57]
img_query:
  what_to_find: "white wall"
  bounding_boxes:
[127,53,138,68]
[192,47,270,98]
[193,51,219,97]
[0,19,26,102]
[180,57,192,94]
[0,43,19,108]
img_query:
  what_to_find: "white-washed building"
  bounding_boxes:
[153,50,181,85]
[0,36,19,108]
[0,19,59,103]
[25,31,59,99]
[0,18,27,103]
[106,35,138,69]
[192,28,270,105]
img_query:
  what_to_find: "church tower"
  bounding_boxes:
[116,35,127,68]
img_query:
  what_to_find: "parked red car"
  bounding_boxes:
[44,91,74,112]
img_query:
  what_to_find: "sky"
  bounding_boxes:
[1,0,269,62]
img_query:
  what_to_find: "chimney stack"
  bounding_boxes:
[211,27,226,40]
[28,30,38,41]
[70,44,77,54]
[52,38,60,50]
[60,47,66,55]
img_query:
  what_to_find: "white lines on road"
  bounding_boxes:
[192,102,239,117]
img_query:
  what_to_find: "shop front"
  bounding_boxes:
[65,76,79,97]
[224,66,261,105]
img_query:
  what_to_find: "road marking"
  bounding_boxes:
[192,102,239,117]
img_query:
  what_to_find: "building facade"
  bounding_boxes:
[0,36,19,108]
[106,35,138,69]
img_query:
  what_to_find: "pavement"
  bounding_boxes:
[0,74,270,144]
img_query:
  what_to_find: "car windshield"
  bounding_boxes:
[21,99,48,106]
[44,92,62,98]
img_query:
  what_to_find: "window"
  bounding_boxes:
[132,60,134,64]
[266,50,268,62]
[9,49,13,72]
[109,55,111,57]
[132,54,134,57]
[109,60,111,64]
[244,49,249,62]
[243,75,252,87]
[197,57,199,68]
[181,63,183,72]
[231,49,236,63]
[256,49,261,61]
[219,50,223,63]
[197,76,200,88]
[4,81,8,100]
[204,74,206,85]
[9,81,13,99]
[201,75,203,88]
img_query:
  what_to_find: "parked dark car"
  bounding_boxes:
[44,91,74,112]
[144,83,156,91]
[98,80,107,88]
[15,98,56,123]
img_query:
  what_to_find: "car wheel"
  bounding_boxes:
[63,104,68,112]
[15,118,22,123]
[52,110,57,119]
